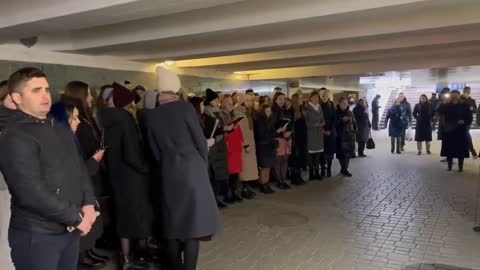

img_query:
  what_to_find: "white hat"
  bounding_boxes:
[156,66,181,93]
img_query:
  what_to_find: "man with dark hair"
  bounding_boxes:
[430,93,438,131]
[462,86,477,158]
[371,94,381,130]
[0,67,97,270]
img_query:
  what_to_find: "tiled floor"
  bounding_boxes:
[106,130,480,270]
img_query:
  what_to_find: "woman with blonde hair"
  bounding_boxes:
[235,94,258,198]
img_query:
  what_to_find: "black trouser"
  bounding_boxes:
[391,136,401,153]
[358,141,366,156]
[166,239,200,270]
[432,115,438,130]
[447,158,464,171]
[9,228,80,270]
[320,155,333,175]
[372,112,379,130]
[227,174,240,199]
[466,128,477,157]
[308,152,322,176]
[400,129,407,148]
[339,157,350,173]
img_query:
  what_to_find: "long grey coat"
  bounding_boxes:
[144,100,220,239]
[304,103,325,152]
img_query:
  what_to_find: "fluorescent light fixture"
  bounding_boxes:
[163,60,176,66]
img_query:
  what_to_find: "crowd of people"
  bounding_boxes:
[383,86,478,172]
[0,65,477,270]
[0,66,379,270]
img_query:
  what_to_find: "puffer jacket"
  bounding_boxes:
[0,110,95,234]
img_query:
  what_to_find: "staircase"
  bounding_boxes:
[380,89,399,129]
[380,87,480,129]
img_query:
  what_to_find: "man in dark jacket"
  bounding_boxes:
[430,93,438,130]
[398,93,412,151]
[462,86,477,158]
[371,94,381,130]
[0,67,97,270]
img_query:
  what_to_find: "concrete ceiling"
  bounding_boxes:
[1,0,480,80]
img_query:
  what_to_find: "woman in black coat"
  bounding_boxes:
[336,97,357,177]
[271,92,292,189]
[98,82,152,269]
[320,89,336,178]
[438,90,472,172]
[289,93,307,185]
[255,103,280,194]
[143,69,220,270]
[204,89,231,207]
[62,82,110,267]
[352,98,371,157]
[49,99,108,269]
[413,94,433,155]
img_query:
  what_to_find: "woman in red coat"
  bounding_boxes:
[222,94,245,204]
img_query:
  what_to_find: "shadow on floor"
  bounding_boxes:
[404,263,477,270]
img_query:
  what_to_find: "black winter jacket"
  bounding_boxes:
[0,111,95,234]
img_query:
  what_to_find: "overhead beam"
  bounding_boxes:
[67,0,425,52]
[245,53,480,80]
[174,24,480,68]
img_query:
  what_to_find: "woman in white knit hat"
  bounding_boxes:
[143,67,220,270]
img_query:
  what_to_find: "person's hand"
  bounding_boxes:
[342,116,350,122]
[207,138,215,148]
[92,150,105,162]
[277,127,286,133]
[225,124,234,131]
[283,131,291,138]
[458,120,465,125]
[76,217,92,236]
[82,205,97,225]
[324,130,331,136]
[245,146,251,154]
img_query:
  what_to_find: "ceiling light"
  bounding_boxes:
[163,60,176,66]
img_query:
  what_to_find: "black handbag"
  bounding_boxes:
[366,131,375,149]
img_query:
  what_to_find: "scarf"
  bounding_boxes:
[308,102,320,111]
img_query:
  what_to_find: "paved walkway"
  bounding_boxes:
[103,130,480,270]
[198,130,480,270]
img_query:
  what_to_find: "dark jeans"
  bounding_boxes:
[372,112,379,130]
[9,228,80,270]
[358,141,366,156]
[400,129,406,148]
[391,136,401,153]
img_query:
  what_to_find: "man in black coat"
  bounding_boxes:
[429,93,438,130]
[461,86,477,158]
[371,94,381,130]
[0,67,97,270]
